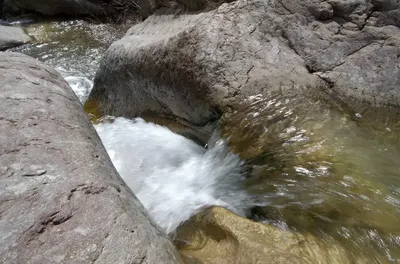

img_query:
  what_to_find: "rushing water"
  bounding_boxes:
[91,93,400,262]
[95,118,253,234]
[11,19,400,263]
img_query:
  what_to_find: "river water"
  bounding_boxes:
[9,20,400,263]
[221,94,400,262]
[95,117,254,234]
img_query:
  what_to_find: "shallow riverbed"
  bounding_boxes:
[11,19,400,263]
[221,93,400,262]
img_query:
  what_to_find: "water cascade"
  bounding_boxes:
[95,117,255,234]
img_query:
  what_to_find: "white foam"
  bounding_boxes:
[95,117,251,234]
[64,76,93,103]
[56,67,93,103]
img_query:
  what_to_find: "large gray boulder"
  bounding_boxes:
[87,1,328,141]
[88,0,400,140]
[0,25,30,50]
[0,52,183,264]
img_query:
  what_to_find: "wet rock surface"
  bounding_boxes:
[0,52,183,264]
[0,25,30,50]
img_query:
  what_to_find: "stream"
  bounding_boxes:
[8,20,400,263]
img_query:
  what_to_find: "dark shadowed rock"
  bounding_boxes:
[2,0,21,16]
[2,0,231,19]
[2,0,133,17]
[88,0,400,141]
[0,25,30,50]
[0,52,183,264]
[137,0,234,19]
[0,0,4,17]
[175,0,234,11]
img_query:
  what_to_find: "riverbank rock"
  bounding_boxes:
[0,52,183,264]
[87,0,400,141]
[175,206,357,264]
[0,25,30,50]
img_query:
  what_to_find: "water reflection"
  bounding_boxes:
[221,93,400,262]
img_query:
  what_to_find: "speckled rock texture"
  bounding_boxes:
[0,52,184,264]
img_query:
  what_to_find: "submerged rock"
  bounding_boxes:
[0,52,183,264]
[219,92,400,261]
[175,206,358,264]
[88,0,400,142]
[0,25,30,50]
